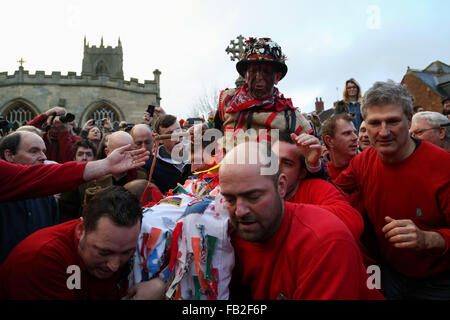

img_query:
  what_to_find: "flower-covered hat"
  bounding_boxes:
[236,37,288,79]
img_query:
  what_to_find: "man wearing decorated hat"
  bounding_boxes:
[213,37,312,138]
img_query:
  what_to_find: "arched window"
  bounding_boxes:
[86,104,120,129]
[2,102,37,128]
[95,60,108,75]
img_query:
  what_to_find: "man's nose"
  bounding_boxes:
[39,151,47,161]
[379,123,390,136]
[106,255,121,273]
[234,198,250,218]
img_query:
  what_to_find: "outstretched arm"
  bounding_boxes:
[83,145,149,181]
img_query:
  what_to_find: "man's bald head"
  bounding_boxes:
[218,141,287,242]
[219,141,279,179]
[130,124,154,152]
[106,131,134,154]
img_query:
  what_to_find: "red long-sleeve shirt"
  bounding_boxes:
[0,159,86,202]
[230,202,384,300]
[334,141,450,278]
[0,219,128,299]
[27,113,82,163]
[287,178,378,267]
[287,178,364,240]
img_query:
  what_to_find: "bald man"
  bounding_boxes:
[104,131,148,186]
[59,132,149,223]
[130,124,155,153]
[219,141,383,300]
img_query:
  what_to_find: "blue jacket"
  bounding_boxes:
[0,196,59,264]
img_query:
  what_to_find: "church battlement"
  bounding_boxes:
[0,67,161,94]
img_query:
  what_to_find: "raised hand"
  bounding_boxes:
[290,133,322,167]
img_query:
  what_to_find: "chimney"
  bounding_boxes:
[315,97,324,112]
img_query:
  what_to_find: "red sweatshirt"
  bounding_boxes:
[0,159,86,202]
[28,113,82,163]
[287,178,364,240]
[0,219,128,299]
[230,202,384,300]
[334,142,450,278]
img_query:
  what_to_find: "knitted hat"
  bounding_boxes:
[236,37,288,79]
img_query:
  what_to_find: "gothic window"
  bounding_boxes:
[95,60,108,75]
[87,105,120,129]
[3,103,37,128]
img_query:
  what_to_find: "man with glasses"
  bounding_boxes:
[410,111,450,151]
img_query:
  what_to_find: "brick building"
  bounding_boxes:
[401,61,450,113]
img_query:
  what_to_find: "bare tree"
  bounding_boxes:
[188,87,219,119]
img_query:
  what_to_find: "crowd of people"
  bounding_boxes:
[0,37,449,301]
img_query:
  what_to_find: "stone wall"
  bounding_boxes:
[0,67,161,126]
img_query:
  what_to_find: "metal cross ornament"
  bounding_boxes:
[17,57,26,67]
[225,35,246,61]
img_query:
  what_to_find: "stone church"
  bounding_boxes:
[0,37,161,129]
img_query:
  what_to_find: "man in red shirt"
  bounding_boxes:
[0,144,149,202]
[321,113,359,181]
[219,141,383,300]
[271,132,364,240]
[27,106,82,163]
[0,186,165,300]
[333,80,450,299]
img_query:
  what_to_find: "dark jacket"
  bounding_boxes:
[144,146,191,195]
[0,196,58,264]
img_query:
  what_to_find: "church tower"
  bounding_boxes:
[81,36,124,80]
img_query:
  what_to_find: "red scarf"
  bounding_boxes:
[226,83,296,113]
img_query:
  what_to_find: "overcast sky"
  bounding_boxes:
[1,0,449,118]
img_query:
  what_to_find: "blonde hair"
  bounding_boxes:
[343,78,362,104]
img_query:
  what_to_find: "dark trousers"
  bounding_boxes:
[381,263,450,300]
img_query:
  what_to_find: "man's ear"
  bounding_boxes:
[4,149,15,163]
[277,173,288,199]
[324,135,333,149]
[75,217,85,241]
[274,72,282,85]
[438,127,446,140]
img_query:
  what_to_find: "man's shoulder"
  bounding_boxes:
[8,220,78,262]
[286,202,354,243]
[218,88,239,112]
[219,88,238,99]
[348,146,379,169]
[419,140,450,157]
[299,178,337,190]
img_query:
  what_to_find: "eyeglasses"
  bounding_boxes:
[410,123,449,137]
[346,86,358,90]
[410,127,439,137]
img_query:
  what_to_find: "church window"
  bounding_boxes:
[87,105,120,129]
[2,102,37,128]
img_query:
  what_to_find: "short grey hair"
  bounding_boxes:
[16,125,43,138]
[361,80,413,119]
[413,111,450,141]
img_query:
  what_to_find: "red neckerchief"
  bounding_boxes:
[226,83,296,113]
